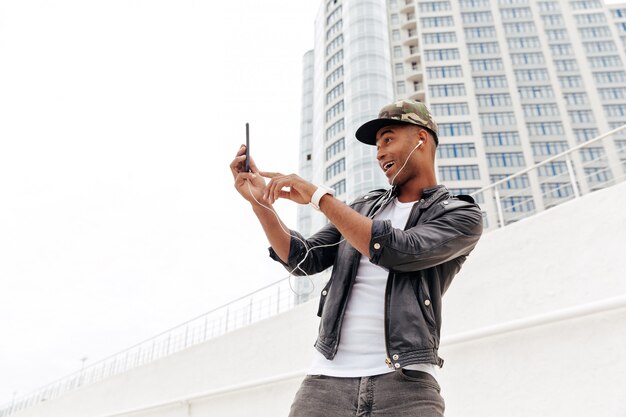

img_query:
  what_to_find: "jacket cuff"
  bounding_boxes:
[268,230,307,268]
[369,219,392,263]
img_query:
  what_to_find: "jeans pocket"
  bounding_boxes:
[398,369,441,392]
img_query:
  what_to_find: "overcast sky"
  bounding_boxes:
[0,0,319,405]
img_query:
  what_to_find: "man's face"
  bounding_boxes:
[375,124,426,185]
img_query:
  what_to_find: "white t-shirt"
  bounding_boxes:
[308,197,438,381]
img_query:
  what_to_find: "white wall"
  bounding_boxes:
[12,182,626,417]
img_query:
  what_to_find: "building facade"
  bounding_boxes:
[299,0,626,233]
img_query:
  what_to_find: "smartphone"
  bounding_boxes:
[245,122,250,172]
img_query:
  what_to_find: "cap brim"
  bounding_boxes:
[355,119,418,146]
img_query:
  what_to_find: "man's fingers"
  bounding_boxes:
[259,171,283,179]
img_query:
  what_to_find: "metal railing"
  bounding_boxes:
[0,276,305,416]
[2,125,625,416]
[470,124,626,230]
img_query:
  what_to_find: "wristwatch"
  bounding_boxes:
[310,185,335,211]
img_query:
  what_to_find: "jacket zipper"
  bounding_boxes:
[332,192,389,356]
[384,200,423,369]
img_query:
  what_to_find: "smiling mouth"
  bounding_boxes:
[383,161,395,173]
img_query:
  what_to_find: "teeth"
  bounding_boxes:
[384,162,395,171]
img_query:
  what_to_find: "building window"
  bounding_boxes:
[573,128,599,143]
[470,58,504,71]
[483,131,521,146]
[531,141,568,155]
[500,7,532,20]
[564,92,589,106]
[467,42,500,54]
[510,52,545,65]
[437,143,477,158]
[549,43,573,56]
[429,83,467,97]
[574,12,606,24]
[473,75,508,88]
[503,21,536,34]
[604,104,626,117]
[554,59,578,72]
[427,65,463,79]
[325,119,345,141]
[431,102,470,116]
[325,66,344,88]
[518,86,554,99]
[593,71,626,83]
[538,1,559,12]
[546,29,568,40]
[439,122,473,136]
[580,147,605,162]
[395,63,404,75]
[326,19,343,40]
[588,55,622,68]
[325,34,344,57]
[325,50,344,71]
[392,30,401,40]
[459,0,489,8]
[514,69,550,81]
[325,137,345,161]
[527,122,564,136]
[537,161,567,176]
[522,103,560,117]
[579,26,611,39]
[326,6,342,25]
[420,16,454,27]
[419,1,452,12]
[583,41,617,53]
[541,182,573,199]
[422,32,457,44]
[325,158,345,180]
[438,165,481,181]
[501,196,535,213]
[461,12,493,23]
[570,0,602,9]
[393,46,403,58]
[584,167,612,184]
[464,26,497,39]
[558,75,583,88]
[396,81,406,94]
[326,83,344,104]
[507,37,540,49]
[491,174,530,189]
[480,112,517,126]
[476,93,512,107]
[325,100,344,122]
[600,87,626,101]
[486,152,526,167]
[541,13,563,26]
[424,48,460,61]
[568,110,595,123]
[331,179,346,195]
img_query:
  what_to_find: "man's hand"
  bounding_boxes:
[261,172,318,205]
[230,145,269,206]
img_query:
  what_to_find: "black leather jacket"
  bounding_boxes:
[270,185,483,370]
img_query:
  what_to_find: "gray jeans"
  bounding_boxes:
[288,370,445,417]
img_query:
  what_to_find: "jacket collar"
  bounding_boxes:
[420,185,449,209]
[388,184,448,209]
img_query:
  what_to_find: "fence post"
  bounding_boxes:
[493,187,505,228]
[565,157,581,198]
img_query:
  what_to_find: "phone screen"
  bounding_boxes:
[245,123,250,172]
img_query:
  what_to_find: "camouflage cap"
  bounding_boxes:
[355,99,438,146]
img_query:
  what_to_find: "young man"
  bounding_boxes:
[230,99,483,417]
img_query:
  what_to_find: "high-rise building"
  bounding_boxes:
[299,0,626,234]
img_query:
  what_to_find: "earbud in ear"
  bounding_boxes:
[417,140,424,146]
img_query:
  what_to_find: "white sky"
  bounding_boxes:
[0,0,319,405]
